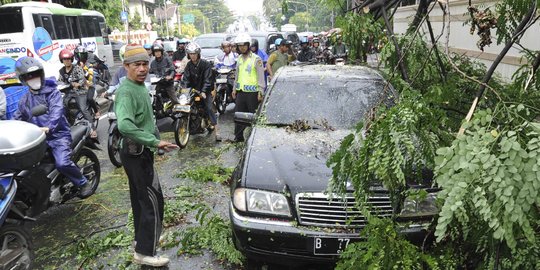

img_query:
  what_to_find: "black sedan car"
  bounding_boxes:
[230,65,437,268]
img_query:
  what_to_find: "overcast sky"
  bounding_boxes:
[225,0,263,16]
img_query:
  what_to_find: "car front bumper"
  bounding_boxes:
[230,204,431,266]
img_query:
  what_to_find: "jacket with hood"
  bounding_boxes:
[182,58,215,94]
[14,79,71,140]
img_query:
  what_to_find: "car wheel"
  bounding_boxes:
[245,259,263,270]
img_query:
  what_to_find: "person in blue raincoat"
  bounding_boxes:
[13,56,93,198]
[250,38,269,85]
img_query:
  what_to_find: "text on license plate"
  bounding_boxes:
[173,105,190,112]
[215,78,227,83]
[313,237,360,255]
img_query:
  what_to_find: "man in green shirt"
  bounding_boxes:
[267,38,296,80]
[115,44,178,267]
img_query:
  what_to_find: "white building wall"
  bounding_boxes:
[128,0,155,25]
[393,0,540,81]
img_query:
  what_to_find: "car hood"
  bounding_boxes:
[241,126,351,194]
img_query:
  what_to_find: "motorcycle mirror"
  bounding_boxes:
[234,112,255,126]
[31,104,48,117]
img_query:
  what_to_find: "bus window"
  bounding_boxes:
[66,16,81,39]
[82,16,101,38]
[39,15,57,40]
[98,16,110,45]
[0,7,23,34]
[32,14,41,27]
[52,15,70,39]
[79,17,88,37]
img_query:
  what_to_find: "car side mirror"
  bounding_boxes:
[31,104,48,117]
[234,112,255,126]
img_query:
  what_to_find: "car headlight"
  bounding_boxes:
[399,192,438,218]
[233,188,291,217]
[178,94,189,105]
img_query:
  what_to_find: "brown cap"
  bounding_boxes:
[123,44,149,64]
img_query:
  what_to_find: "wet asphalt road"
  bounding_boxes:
[29,61,246,270]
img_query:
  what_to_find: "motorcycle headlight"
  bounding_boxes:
[399,192,439,218]
[178,94,189,105]
[233,188,291,217]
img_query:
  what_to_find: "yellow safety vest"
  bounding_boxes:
[236,53,259,92]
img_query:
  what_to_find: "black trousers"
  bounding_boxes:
[234,91,259,141]
[120,147,164,256]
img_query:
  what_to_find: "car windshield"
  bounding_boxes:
[194,37,223,49]
[264,78,391,129]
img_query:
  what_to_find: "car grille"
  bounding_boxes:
[296,192,393,228]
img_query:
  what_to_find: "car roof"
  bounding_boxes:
[276,65,386,82]
[195,33,228,38]
[248,31,282,37]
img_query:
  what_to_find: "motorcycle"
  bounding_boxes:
[149,75,177,120]
[213,67,235,114]
[105,95,122,168]
[173,88,211,148]
[14,105,101,217]
[173,60,185,90]
[58,83,100,130]
[0,120,53,269]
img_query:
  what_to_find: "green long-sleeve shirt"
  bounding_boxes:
[116,78,159,148]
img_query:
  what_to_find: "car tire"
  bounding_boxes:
[245,259,264,270]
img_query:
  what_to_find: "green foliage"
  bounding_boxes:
[177,204,244,266]
[183,0,234,33]
[63,230,133,265]
[84,0,123,30]
[336,12,383,62]
[289,12,313,31]
[434,105,540,253]
[176,165,234,184]
[328,90,444,203]
[329,1,540,267]
[163,186,201,227]
[336,217,453,270]
[129,11,143,31]
[494,0,540,45]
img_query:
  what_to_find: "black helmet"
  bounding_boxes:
[250,38,259,50]
[15,56,45,89]
[74,45,88,62]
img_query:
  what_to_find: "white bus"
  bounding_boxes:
[0,1,113,89]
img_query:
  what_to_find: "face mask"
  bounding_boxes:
[27,77,42,90]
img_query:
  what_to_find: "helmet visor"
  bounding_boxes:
[20,70,42,82]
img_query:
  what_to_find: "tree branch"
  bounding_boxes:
[459,1,537,135]
[407,0,432,33]
[381,5,411,83]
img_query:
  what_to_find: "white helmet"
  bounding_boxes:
[186,42,201,54]
[234,32,251,46]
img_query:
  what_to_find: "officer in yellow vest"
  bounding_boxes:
[232,33,266,142]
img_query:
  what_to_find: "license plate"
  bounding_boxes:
[313,237,359,255]
[215,78,227,84]
[173,104,190,112]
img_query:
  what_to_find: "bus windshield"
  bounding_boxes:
[0,8,23,34]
